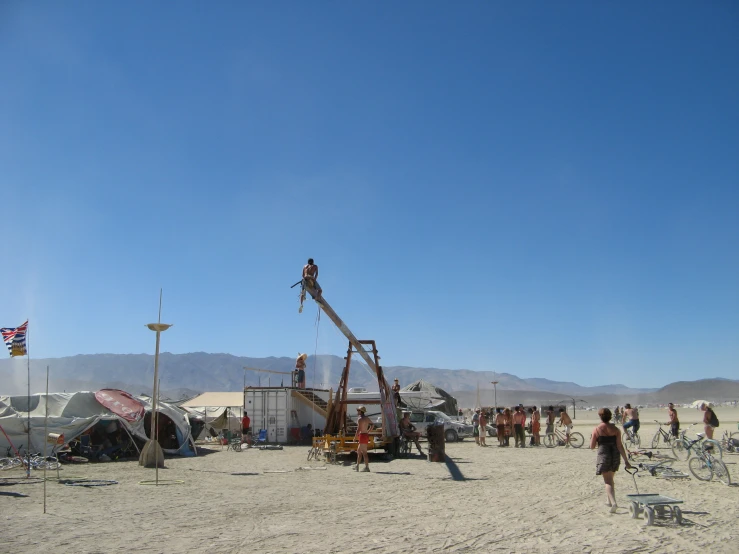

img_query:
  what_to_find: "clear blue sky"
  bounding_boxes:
[1,2,737,388]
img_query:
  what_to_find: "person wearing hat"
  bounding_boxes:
[294,353,307,389]
[354,406,372,472]
[391,378,401,405]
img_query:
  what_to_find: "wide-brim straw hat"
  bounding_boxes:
[357,405,366,413]
[297,353,308,360]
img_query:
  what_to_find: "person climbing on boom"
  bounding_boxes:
[299,258,322,313]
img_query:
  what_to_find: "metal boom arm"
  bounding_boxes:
[303,283,399,438]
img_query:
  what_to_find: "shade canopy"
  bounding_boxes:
[179,392,243,408]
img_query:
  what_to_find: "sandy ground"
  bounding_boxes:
[1,409,737,553]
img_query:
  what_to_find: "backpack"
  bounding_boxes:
[708,409,719,427]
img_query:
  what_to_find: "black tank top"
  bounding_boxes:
[597,435,617,445]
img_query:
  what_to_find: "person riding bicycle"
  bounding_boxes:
[622,403,640,436]
[667,402,679,438]
[558,409,573,444]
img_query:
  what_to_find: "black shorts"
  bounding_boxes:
[670,422,679,437]
[242,428,251,435]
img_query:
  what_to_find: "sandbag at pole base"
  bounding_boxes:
[426,424,445,463]
[139,439,165,468]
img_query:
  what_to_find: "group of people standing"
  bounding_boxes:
[470,405,573,447]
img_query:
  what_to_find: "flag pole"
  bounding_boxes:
[26,320,31,479]
[43,365,49,514]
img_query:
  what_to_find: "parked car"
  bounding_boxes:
[406,410,474,442]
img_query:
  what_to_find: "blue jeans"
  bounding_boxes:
[623,420,640,434]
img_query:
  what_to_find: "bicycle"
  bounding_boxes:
[544,427,584,448]
[718,429,739,453]
[671,424,721,461]
[688,442,731,485]
[650,421,675,449]
[622,427,641,449]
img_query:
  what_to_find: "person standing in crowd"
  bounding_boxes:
[546,406,556,437]
[513,406,526,448]
[622,403,640,436]
[495,408,505,447]
[472,408,481,445]
[701,402,719,440]
[503,407,513,446]
[590,408,632,514]
[667,403,680,438]
[478,409,488,447]
[531,406,541,446]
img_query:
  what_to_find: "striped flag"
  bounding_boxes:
[1,320,28,357]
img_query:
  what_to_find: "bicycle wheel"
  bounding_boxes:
[712,459,731,486]
[702,440,722,460]
[0,457,22,470]
[727,432,739,453]
[671,440,689,462]
[651,431,660,450]
[568,432,584,448]
[544,433,557,448]
[689,457,713,481]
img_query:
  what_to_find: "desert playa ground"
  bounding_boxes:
[1,408,738,553]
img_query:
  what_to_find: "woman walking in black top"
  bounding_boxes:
[590,408,632,513]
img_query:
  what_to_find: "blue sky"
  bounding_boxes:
[1,2,737,388]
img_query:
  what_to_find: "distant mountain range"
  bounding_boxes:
[1,353,737,406]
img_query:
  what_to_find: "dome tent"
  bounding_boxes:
[400,379,458,416]
[0,389,196,456]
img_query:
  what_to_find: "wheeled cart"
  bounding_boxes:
[625,494,684,526]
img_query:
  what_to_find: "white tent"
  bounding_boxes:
[690,400,711,409]
[0,389,196,456]
[180,392,245,438]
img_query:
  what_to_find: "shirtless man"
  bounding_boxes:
[391,378,402,405]
[294,353,307,389]
[667,403,680,438]
[399,412,425,456]
[354,406,372,472]
[622,403,640,436]
[558,408,573,445]
[299,258,322,312]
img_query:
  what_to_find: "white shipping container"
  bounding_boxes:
[244,388,329,444]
